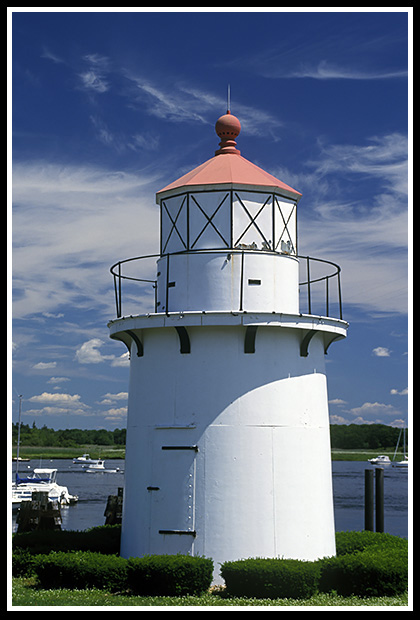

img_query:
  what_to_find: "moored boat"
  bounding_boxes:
[368,455,391,465]
[12,468,78,510]
[73,453,101,465]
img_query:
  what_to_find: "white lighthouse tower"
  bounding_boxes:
[108,109,348,582]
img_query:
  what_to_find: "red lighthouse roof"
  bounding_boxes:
[156,111,302,202]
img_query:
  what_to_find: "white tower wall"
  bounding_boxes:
[112,314,345,582]
[156,251,299,314]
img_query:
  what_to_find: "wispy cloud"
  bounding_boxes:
[275,133,409,316]
[78,54,111,93]
[220,17,408,83]
[279,60,408,80]
[12,162,160,319]
[41,46,65,65]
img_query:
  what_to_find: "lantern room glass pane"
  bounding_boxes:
[233,191,273,250]
[161,194,188,254]
[189,191,230,249]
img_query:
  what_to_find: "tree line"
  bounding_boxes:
[12,422,126,448]
[330,423,406,451]
[12,422,406,451]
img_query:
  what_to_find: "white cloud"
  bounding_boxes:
[47,377,70,384]
[24,406,90,417]
[329,414,350,424]
[32,361,57,370]
[24,391,92,419]
[28,392,82,404]
[99,392,128,405]
[75,339,115,364]
[12,161,160,320]
[348,401,402,419]
[111,352,130,367]
[372,347,391,357]
[79,70,109,93]
[78,54,111,94]
[103,406,128,421]
[391,387,408,396]
[284,60,408,80]
[75,339,131,368]
[291,133,409,316]
[329,398,347,406]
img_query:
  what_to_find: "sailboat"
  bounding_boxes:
[392,427,408,468]
[12,395,78,509]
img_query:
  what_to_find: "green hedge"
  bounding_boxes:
[31,551,213,595]
[319,545,408,597]
[221,558,320,599]
[34,551,128,592]
[127,554,213,596]
[13,529,408,599]
[220,532,408,599]
[335,530,408,556]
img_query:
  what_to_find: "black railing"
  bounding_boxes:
[110,249,343,320]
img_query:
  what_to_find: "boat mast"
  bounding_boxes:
[392,427,402,462]
[15,394,22,480]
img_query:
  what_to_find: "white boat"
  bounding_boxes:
[12,468,78,510]
[12,396,78,510]
[84,460,123,473]
[392,456,408,468]
[391,427,409,468]
[73,453,101,464]
[84,459,105,472]
[368,455,391,465]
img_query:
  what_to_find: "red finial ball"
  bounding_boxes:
[215,111,241,140]
[215,111,241,155]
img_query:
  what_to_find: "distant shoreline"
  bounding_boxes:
[11,446,403,462]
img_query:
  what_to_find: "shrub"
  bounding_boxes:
[12,524,121,556]
[34,551,128,592]
[220,558,320,599]
[335,530,408,556]
[12,548,37,577]
[127,554,213,596]
[319,545,408,597]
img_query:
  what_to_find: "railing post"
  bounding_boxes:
[337,270,343,320]
[113,274,119,318]
[306,256,311,315]
[326,276,329,317]
[165,253,170,316]
[239,250,244,311]
[117,262,122,318]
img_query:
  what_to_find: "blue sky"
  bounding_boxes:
[10,9,411,431]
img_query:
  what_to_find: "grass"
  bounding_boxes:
[12,445,125,460]
[330,449,396,461]
[14,446,403,462]
[12,578,409,607]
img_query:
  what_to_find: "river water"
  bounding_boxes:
[12,459,409,538]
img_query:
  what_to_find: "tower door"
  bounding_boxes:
[148,436,197,556]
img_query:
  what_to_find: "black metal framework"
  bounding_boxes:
[161,445,198,451]
[160,189,297,255]
[161,195,187,253]
[110,248,343,321]
[274,195,295,253]
[159,529,197,537]
[190,193,230,249]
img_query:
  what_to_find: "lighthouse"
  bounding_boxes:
[108,109,348,582]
